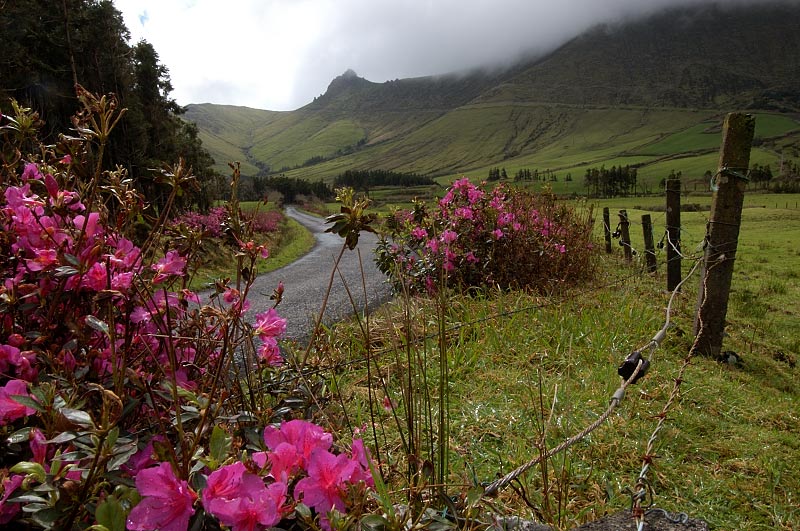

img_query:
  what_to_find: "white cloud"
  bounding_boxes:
[112,0,794,110]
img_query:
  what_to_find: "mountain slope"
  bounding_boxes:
[187,1,800,183]
[474,2,800,109]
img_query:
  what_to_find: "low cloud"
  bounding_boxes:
[114,0,796,110]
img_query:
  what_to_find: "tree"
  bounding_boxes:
[0,0,219,211]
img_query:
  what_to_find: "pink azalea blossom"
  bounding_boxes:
[0,474,23,524]
[263,420,333,469]
[440,229,457,244]
[268,442,303,481]
[202,462,287,531]
[410,227,427,239]
[21,163,43,181]
[253,308,286,339]
[151,250,186,284]
[126,462,197,531]
[294,449,357,521]
[25,249,58,272]
[257,336,282,366]
[0,345,21,374]
[454,206,474,220]
[0,380,36,425]
[349,439,375,486]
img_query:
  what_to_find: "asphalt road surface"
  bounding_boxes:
[245,206,393,343]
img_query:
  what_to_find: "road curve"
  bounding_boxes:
[245,206,393,343]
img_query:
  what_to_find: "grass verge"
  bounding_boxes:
[303,196,798,529]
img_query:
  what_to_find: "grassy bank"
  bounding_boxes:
[306,191,799,530]
[187,208,315,290]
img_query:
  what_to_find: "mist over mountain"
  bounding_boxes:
[185,1,800,180]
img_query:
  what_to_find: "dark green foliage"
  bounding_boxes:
[333,169,436,190]
[254,175,334,203]
[584,165,638,198]
[0,0,220,210]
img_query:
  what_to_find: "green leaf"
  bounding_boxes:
[60,407,95,429]
[360,514,389,531]
[10,394,44,413]
[48,431,78,444]
[107,441,138,472]
[7,427,33,444]
[86,315,110,335]
[209,426,231,464]
[96,496,126,531]
[10,461,47,483]
[30,507,61,527]
[8,493,48,504]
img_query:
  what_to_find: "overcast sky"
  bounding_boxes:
[112,0,789,111]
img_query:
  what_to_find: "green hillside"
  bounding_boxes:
[186,2,800,190]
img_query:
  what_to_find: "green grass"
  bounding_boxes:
[186,211,315,290]
[308,191,800,530]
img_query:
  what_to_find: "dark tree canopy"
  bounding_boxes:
[0,0,220,211]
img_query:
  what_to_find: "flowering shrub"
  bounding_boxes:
[173,206,228,237]
[173,207,282,238]
[0,94,373,529]
[377,178,597,292]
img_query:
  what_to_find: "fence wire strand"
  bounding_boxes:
[482,258,702,498]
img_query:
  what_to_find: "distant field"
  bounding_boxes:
[572,192,800,356]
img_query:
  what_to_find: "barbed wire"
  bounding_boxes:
[481,257,703,497]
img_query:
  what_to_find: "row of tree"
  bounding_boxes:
[584,165,638,197]
[487,166,575,183]
[333,169,436,190]
[253,175,334,203]
[0,0,219,211]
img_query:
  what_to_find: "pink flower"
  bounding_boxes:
[26,249,58,272]
[152,250,186,284]
[382,396,395,412]
[127,462,197,531]
[263,420,332,469]
[82,262,108,291]
[202,462,287,531]
[257,336,282,366]
[0,474,23,524]
[253,308,286,339]
[268,442,303,481]
[454,206,474,220]
[0,345,21,374]
[440,230,457,244]
[122,437,164,477]
[492,229,504,240]
[349,439,375,486]
[410,227,428,239]
[21,163,43,181]
[0,380,36,425]
[294,450,357,522]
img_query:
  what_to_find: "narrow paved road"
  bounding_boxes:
[245,207,393,343]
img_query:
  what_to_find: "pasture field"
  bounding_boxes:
[313,189,799,530]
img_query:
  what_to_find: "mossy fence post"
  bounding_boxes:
[618,209,631,261]
[642,214,657,273]
[692,113,755,358]
[666,176,682,291]
[603,207,612,253]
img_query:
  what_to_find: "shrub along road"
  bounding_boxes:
[246,206,393,343]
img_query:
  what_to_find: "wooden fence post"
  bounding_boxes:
[618,210,632,261]
[642,214,657,273]
[603,207,612,253]
[692,113,755,358]
[666,177,682,291]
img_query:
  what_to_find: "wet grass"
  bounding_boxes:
[308,193,799,529]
